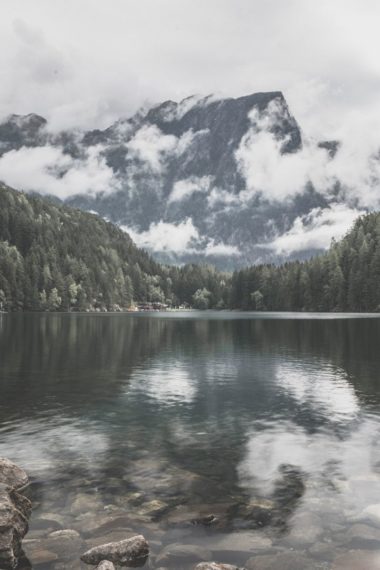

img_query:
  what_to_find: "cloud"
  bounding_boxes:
[126,125,195,174]
[204,240,240,257]
[207,187,239,208]
[235,99,330,202]
[235,97,380,210]
[0,144,119,199]
[126,125,178,172]
[130,363,197,405]
[123,217,240,257]
[122,218,199,254]
[169,175,212,203]
[263,203,363,255]
[1,0,380,135]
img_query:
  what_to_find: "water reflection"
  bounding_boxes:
[0,313,380,567]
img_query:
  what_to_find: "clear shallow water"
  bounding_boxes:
[1,312,380,569]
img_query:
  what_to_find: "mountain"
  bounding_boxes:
[0,183,229,311]
[0,93,357,269]
[0,182,379,312]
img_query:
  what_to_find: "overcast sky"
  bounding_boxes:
[2,0,380,135]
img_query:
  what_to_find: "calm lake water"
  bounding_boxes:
[1,312,380,569]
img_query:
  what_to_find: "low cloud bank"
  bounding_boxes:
[0,144,118,199]
[122,217,240,257]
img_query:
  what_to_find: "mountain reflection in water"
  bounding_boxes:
[0,312,380,568]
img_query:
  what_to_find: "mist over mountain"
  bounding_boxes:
[0,92,370,268]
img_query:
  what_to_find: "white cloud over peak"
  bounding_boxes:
[126,125,195,174]
[1,0,380,136]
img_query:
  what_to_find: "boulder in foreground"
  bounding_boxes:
[0,457,29,490]
[0,484,32,569]
[81,534,149,566]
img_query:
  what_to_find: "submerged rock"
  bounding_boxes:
[156,543,212,565]
[0,484,32,570]
[195,563,242,570]
[81,534,149,566]
[344,523,380,548]
[24,529,85,563]
[137,499,168,518]
[245,551,322,570]
[96,562,115,570]
[237,499,276,529]
[332,549,380,570]
[0,457,29,490]
[191,514,219,527]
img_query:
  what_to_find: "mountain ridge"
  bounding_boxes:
[0,92,357,269]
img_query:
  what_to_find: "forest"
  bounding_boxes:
[0,183,377,312]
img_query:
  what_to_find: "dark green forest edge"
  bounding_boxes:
[0,183,377,312]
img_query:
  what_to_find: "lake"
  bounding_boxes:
[1,312,380,569]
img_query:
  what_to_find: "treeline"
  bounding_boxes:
[1,183,379,312]
[231,213,380,312]
[0,184,229,311]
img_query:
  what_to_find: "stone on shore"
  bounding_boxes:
[0,457,29,489]
[0,484,32,570]
[81,534,149,566]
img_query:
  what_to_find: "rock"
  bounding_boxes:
[205,532,272,555]
[284,512,322,545]
[344,524,380,548]
[308,541,336,560]
[245,552,322,570]
[360,504,380,527]
[332,549,380,569]
[273,464,305,508]
[81,534,149,566]
[156,543,212,565]
[0,484,32,570]
[48,529,81,540]
[195,564,242,570]
[24,529,84,563]
[35,512,66,529]
[70,494,104,515]
[237,499,276,529]
[85,530,138,550]
[26,548,58,565]
[96,562,116,570]
[191,514,219,526]
[137,499,168,518]
[164,504,230,530]
[76,513,135,537]
[0,457,29,490]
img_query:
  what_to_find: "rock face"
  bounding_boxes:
[81,534,149,566]
[0,92,341,270]
[0,459,31,569]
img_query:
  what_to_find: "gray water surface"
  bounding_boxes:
[1,312,380,568]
